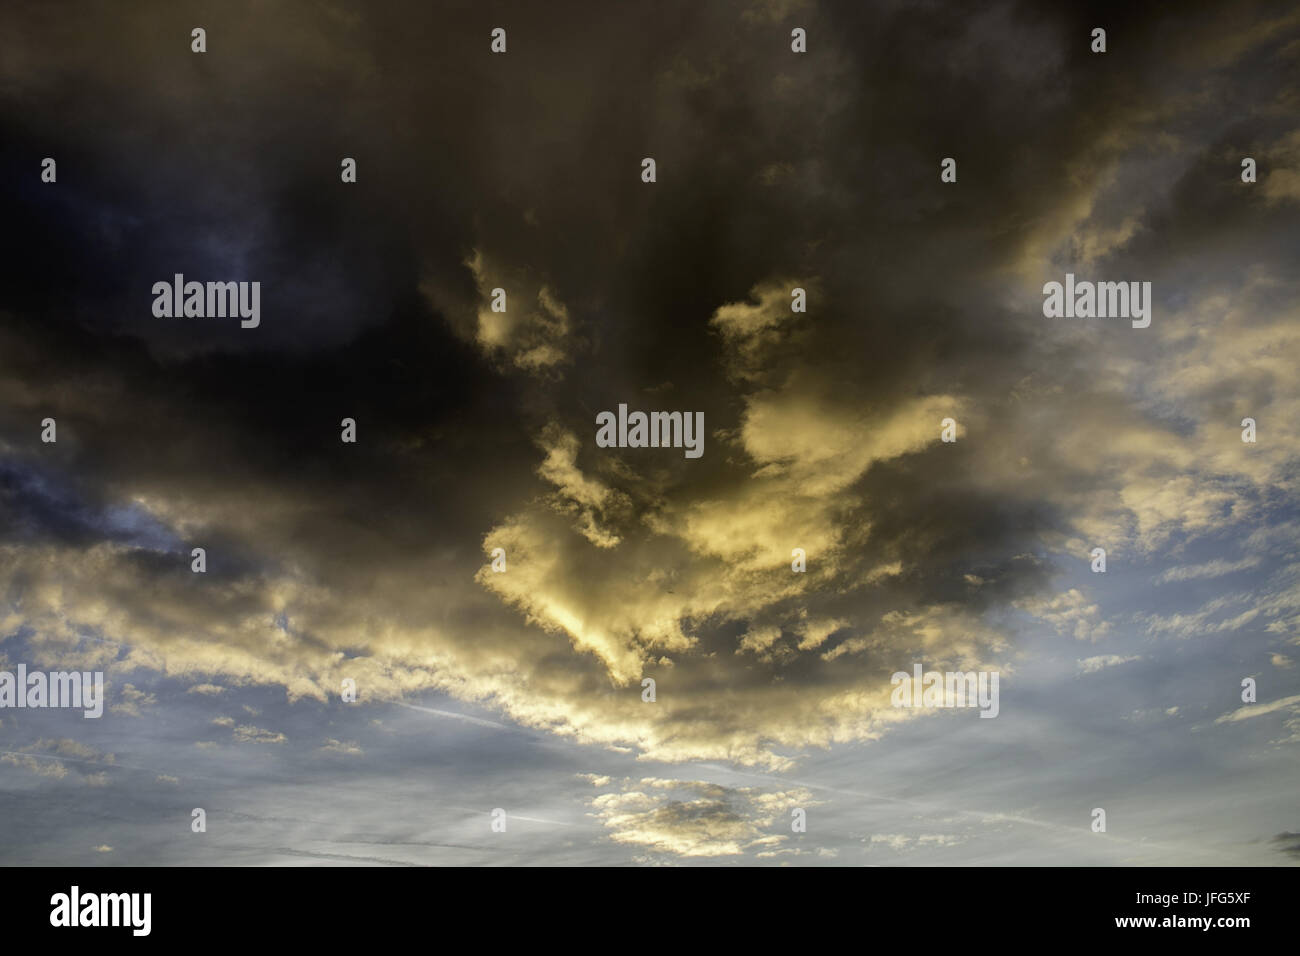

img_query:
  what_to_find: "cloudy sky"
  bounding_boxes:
[1,0,1298,866]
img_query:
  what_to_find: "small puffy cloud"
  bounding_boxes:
[0,754,68,780]
[435,249,575,377]
[866,832,967,851]
[1156,557,1261,584]
[1077,654,1141,675]
[231,724,286,745]
[586,777,816,858]
[1215,694,1300,725]
[1019,589,1110,642]
[110,683,157,717]
[0,739,115,785]
[320,738,362,756]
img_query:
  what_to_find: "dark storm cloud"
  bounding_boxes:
[0,0,1297,771]
[1271,831,1300,859]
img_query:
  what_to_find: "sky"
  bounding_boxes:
[1,0,1299,866]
